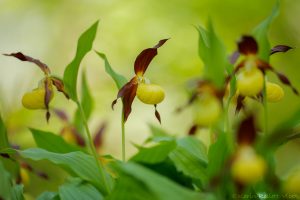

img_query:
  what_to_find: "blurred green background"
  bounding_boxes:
[0,0,300,197]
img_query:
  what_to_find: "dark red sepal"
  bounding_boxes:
[4,52,51,75]
[134,39,169,75]
[112,77,138,122]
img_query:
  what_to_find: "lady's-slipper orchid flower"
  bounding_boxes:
[177,80,225,135]
[231,115,266,185]
[4,52,69,122]
[234,36,298,97]
[112,39,168,123]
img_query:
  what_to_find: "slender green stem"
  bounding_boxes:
[121,106,126,162]
[262,76,268,135]
[224,96,234,152]
[76,101,111,194]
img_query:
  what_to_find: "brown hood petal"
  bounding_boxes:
[51,76,70,99]
[270,45,293,55]
[237,36,258,55]
[112,77,138,122]
[237,115,256,145]
[134,39,169,75]
[4,52,51,75]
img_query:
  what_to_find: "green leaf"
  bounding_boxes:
[30,128,84,153]
[107,175,156,200]
[11,185,24,200]
[252,0,279,61]
[114,162,207,200]
[63,20,99,101]
[37,192,59,200]
[0,114,9,149]
[131,141,177,164]
[59,179,103,200]
[73,71,94,133]
[0,160,24,200]
[144,124,174,143]
[207,133,230,178]
[95,51,127,90]
[18,148,113,194]
[169,137,208,182]
[197,21,229,88]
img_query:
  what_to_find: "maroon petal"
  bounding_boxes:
[93,122,107,150]
[188,124,198,136]
[154,104,161,124]
[44,78,53,123]
[175,92,198,113]
[134,39,169,75]
[235,95,245,114]
[237,115,256,145]
[53,109,69,122]
[112,77,138,122]
[270,45,293,55]
[229,51,240,65]
[237,36,258,55]
[4,52,51,75]
[51,76,70,99]
[272,70,299,95]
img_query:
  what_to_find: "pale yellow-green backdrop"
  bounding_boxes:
[0,0,300,196]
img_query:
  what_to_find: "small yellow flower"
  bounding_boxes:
[136,83,165,105]
[266,82,284,102]
[193,95,221,126]
[231,146,266,185]
[237,67,264,97]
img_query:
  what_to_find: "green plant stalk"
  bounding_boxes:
[76,101,111,194]
[121,106,126,162]
[224,96,234,153]
[262,75,268,135]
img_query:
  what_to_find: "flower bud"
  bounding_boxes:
[20,168,30,186]
[266,82,284,102]
[137,83,165,105]
[231,146,266,185]
[283,170,300,195]
[22,88,53,109]
[237,68,264,96]
[193,95,221,126]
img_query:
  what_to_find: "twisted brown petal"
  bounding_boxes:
[154,104,161,124]
[235,95,245,114]
[237,36,258,55]
[51,76,70,99]
[188,124,198,136]
[112,77,138,122]
[44,78,53,123]
[270,45,293,55]
[4,52,51,75]
[134,39,169,75]
[53,109,69,122]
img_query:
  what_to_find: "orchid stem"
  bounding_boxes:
[263,76,268,135]
[224,95,234,153]
[76,101,111,194]
[121,106,126,162]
